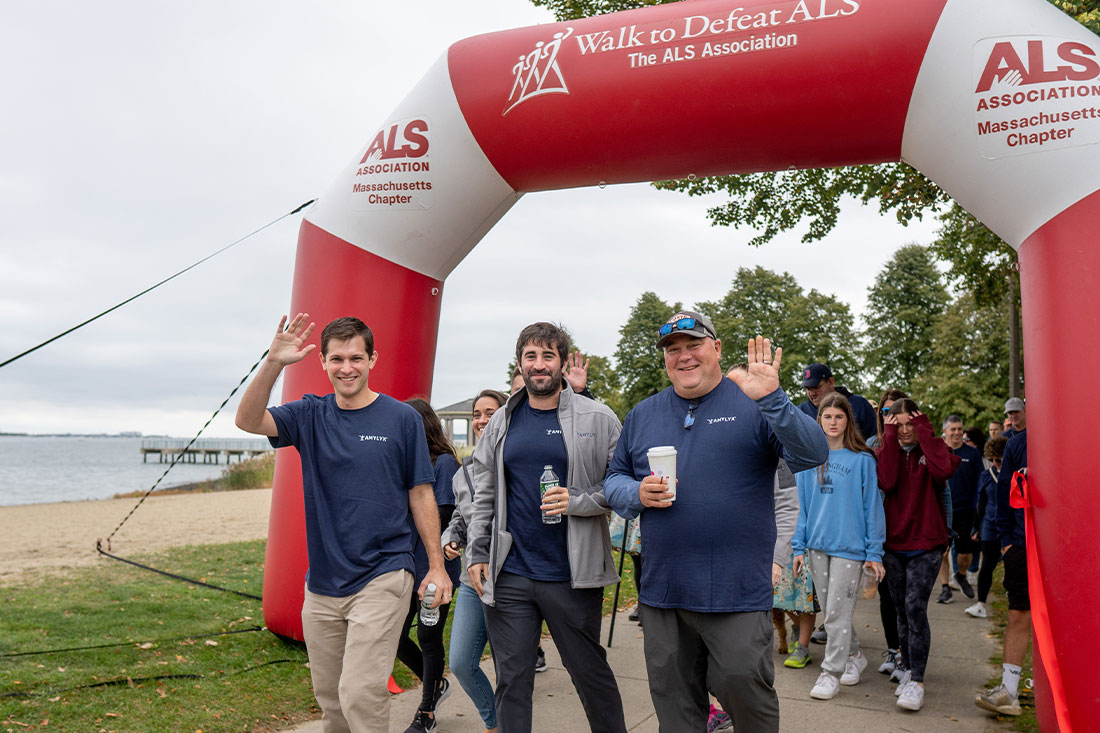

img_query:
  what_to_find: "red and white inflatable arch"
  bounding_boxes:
[265,0,1099,727]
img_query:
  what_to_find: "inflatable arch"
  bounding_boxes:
[265,0,1100,727]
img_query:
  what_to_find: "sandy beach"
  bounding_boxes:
[0,488,273,585]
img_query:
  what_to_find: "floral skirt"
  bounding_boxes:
[773,553,817,614]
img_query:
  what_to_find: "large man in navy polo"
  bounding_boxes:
[606,312,827,733]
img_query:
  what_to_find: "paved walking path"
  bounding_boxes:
[287,587,1010,732]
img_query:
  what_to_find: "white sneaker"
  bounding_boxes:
[948,575,962,591]
[893,668,913,695]
[878,649,899,675]
[965,602,988,618]
[896,680,925,711]
[810,671,840,700]
[839,651,867,685]
[890,663,908,683]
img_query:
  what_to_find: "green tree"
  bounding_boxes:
[696,267,861,397]
[862,245,948,394]
[615,291,681,410]
[584,352,627,419]
[910,291,1014,426]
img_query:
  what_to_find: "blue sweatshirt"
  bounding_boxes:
[947,443,982,510]
[792,449,885,562]
[606,381,828,613]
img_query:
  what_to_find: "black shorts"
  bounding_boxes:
[951,508,979,554]
[1002,544,1030,611]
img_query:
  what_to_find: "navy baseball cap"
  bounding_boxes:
[801,363,833,388]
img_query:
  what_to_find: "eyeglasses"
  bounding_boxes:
[659,317,714,340]
[684,399,700,430]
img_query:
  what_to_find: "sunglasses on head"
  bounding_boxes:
[659,317,714,339]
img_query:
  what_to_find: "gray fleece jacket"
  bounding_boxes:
[465,386,621,606]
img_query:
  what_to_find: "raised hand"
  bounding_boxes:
[564,350,589,393]
[726,336,782,400]
[268,313,317,366]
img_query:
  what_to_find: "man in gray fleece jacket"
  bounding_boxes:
[466,322,626,733]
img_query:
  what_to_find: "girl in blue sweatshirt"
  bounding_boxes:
[793,392,886,701]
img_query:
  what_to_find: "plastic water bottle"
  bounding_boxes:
[540,465,562,525]
[420,583,440,626]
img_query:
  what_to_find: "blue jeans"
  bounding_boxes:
[448,582,496,728]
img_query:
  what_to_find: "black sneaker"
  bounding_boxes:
[405,709,437,733]
[433,677,452,709]
[810,625,827,644]
[954,571,976,599]
[535,646,548,673]
[936,584,954,604]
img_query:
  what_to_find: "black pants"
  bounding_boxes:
[883,548,943,683]
[977,540,1002,603]
[878,571,900,650]
[483,572,625,733]
[642,605,778,733]
[396,592,451,710]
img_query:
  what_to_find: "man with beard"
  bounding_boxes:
[466,322,626,733]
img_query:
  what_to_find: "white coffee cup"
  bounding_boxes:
[647,446,678,500]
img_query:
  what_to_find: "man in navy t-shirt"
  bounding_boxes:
[466,322,626,733]
[938,415,982,603]
[606,311,828,733]
[798,362,877,443]
[235,313,451,733]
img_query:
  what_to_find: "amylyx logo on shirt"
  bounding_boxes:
[546,429,563,436]
[576,431,596,438]
[359,434,389,442]
[706,416,737,425]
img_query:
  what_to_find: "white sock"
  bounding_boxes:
[1002,663,1022,696]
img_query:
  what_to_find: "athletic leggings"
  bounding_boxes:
[977,540,1002,604]
[882,548,943,683]
[396,592,452,710]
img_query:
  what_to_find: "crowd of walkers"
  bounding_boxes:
[236,310,1031,733]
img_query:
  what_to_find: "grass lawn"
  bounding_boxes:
[2,541,641,732]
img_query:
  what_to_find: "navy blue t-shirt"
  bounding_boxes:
[408,453,462,587]
[948,443,982,510]
[609,380,787,612]
[268,393,434,597]
[500,400,570,582]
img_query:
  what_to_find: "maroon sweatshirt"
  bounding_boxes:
[876,414,961,551]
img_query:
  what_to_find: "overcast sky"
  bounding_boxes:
[0,0,940,437]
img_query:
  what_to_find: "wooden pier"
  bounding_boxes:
[140,438,273,464]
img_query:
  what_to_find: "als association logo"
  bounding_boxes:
[975,38,1099,93]
[359,119,429,163]
[504,27,574,116]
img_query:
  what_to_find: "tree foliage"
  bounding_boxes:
[696,267,861,397]
[862,245,948,394]
[615,291,681,410]
[910,291,1016,426]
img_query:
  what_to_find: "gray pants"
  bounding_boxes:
[642,605,778,733]
[806,550,863,676]
[483,572,625,733]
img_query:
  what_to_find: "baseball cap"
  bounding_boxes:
[801,363,833,388]
[655,311,717,348]
[1004,397,1025,413]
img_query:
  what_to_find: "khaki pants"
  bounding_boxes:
[302,569,414,733]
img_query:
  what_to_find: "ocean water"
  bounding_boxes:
[0,436,235,506]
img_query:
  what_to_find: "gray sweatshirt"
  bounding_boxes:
[465,386,622,606]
